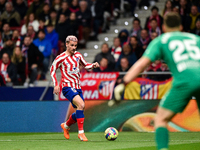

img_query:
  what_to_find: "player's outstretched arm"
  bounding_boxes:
[78,52,99,69]
[114,57,151,101]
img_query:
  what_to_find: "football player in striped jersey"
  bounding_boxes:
[50,35,99,141]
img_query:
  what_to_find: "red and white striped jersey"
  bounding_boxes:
[50,51,94,89]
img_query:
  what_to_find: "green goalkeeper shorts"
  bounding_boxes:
[159,81,200,113]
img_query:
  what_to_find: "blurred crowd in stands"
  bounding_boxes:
[0,0,126,86]
[0,0,199,87]
[90,0,200,83]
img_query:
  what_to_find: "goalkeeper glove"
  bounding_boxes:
[114,82,125,101]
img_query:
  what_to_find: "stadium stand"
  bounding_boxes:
[0,0,199,92]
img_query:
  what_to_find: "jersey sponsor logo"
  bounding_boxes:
[140,84,158,99]
[98,80,115,98]
[68,68,79,74]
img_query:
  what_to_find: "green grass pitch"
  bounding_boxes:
[0,132,200,150]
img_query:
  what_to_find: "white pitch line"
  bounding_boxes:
[0,139,200,142]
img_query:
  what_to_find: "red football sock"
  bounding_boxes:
[77,118,84,131]
[66,115,77,127]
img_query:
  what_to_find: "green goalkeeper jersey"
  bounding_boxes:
[143,31,200,84]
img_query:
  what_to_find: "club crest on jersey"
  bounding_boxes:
[66,62,70,66]
[76,57,79,62]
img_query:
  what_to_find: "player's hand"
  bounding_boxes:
[53,85,60,95]
[93,62,100,68]
[114,83,125,101]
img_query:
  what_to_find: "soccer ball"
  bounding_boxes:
[104,127,118,141]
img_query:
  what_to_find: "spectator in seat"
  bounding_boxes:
[0,52,17,86]
[172,6,179,14]
[45,23,59,56]
[2,23,12,43]
[150,31,158,41]
[129,36,144,60]
[146,60,171,81]
[38,18,46,30]
[118,29,129,46]
[93,57,111,72]
[156,62,172,81]
[191,19,200,36]
[89,0,104,41]
[33,29,52,80]
[146,60,162,81]
[138,29,150,50]
[55,14,68,43]
[57,41,65,55]
[46,9,57,27]
[0,2,21,27]
[178,0,192,32]
[39,3,51,25]
[22,25,37,41]
[0,0,6,15]
[22,36,44,86]
[57,1,71,22]
[100,1,113,33]
[14,0,28,20]
[130,18,142,38]
[93,43,115,70]
[145,6,163,30]
[26,0,45,19]
[172,0,180,7]
[162,0,173,17]
[52,0,62,12]
[189,5,200,31]
[12,30,21,47]
[11,46,26,85]
[116,44,137,69]
[172,6,189,32]
[179,0,190,16]
[21,13,39,35]
[110,37,122,62]
[115,57,131,84]
[0,39,14,59]
[76,0,92,44]
[116,57,131,72]
[149,18,162,37]
[66,12,79,38]
[69,0,80,13]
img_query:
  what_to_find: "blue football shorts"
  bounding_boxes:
[62,87,84,108]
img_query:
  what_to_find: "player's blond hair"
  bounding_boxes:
[66,35,78,43]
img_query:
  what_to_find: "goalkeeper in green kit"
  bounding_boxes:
[114,12,200,150]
